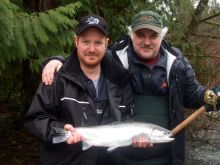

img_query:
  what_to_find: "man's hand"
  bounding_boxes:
[132,136,153,148]
[64,124,83,144]
[204,89,218,110]
[42,60,62,85]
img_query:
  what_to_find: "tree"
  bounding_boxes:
[185,0,220,38]
[0,0,81,118]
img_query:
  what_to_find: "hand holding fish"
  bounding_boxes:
[132,136,153,148]
[64,124,84,144]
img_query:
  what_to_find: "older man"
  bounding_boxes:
[40,11,219,165]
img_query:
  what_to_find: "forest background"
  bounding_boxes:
[0,0,220,164]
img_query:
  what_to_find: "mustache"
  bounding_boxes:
[140,44,153,49]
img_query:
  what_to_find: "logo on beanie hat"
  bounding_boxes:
[76,14,108,36]
[131,11,163,33]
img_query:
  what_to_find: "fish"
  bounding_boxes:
[53,122,174,152]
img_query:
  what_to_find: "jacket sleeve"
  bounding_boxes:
[180,57,206,109]
[25,82,65,143]
[40,55,65,72]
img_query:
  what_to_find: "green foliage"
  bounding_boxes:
[39,13,58,33]
[0,0,81,73]
[23,16,37,46]
[0,0,17,65]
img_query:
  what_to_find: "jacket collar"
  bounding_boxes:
[60,49,131,87]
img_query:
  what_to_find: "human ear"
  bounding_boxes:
[105,38,109,47]
[75,36,79,47]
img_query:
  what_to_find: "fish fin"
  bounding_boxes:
[107,146,119,152]
[82,141,92,150]
[53,135,69,144]
[52,128,71,144]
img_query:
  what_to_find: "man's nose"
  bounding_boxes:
[143,36,151,45]
[88,43,96,52]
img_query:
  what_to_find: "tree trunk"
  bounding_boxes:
[20,59,39,113]
[184,0,209,38]
[23,0,58,12]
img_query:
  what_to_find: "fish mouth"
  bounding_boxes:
[150,132,175,143]
[151,137,174,143]
[161,137,174,142]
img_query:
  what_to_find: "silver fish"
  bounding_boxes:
[53,122,174,152]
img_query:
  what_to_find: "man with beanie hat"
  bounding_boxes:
[25,14,134,165]
[40,11,220,165]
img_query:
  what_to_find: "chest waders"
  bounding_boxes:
[120,95,172,165]
[133,95,169,128]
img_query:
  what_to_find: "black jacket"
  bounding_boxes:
[110,36,206,165]
[25,49,134,165]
